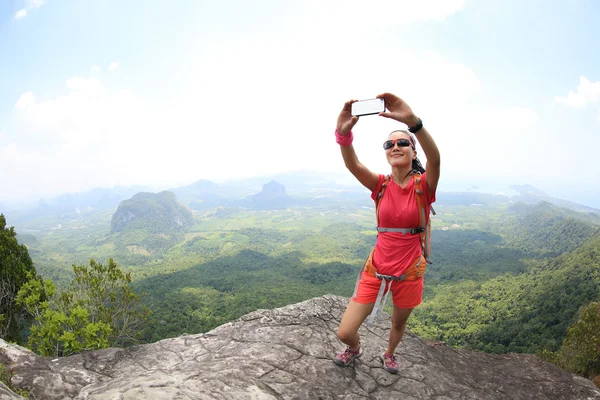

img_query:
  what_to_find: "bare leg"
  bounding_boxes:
[337,300,375,350]
[386,305,413,355]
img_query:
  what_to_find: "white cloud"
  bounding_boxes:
[91,65,101,73]
[66,77,105,94]
[15,77,109,134]
[14,0,45,19]
[108,62,120,72]
[10,78,150,198]
[555,76,600,108]
[14,9,27,19]
[15,91,36,110]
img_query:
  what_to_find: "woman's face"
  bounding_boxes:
[384,131,416,168]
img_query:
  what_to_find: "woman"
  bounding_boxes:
[333,92,440,374]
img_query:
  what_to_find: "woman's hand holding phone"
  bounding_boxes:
[377,93,418,127]
[337,100,359,135]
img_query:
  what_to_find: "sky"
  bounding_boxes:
[1,0,599,207]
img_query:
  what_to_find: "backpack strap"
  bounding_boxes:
[413,173,433,261]
[375,174,422,235]
[377,227,424,234]
[374,175,390,230]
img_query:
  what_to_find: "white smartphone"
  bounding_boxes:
[351,98,385,117]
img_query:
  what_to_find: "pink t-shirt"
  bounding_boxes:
[370,172,436,276]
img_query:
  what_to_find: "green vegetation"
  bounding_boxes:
[427,229,528,283]
[137,250,359,341]
[0,214,41,342]
[554,301,600,379]
[498,201,599,257]
[16,259,148,356]
[411,231,600,353]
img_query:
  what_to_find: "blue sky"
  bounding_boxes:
[1,0,599,207]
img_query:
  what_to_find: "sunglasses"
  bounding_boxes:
[383,138,412,150]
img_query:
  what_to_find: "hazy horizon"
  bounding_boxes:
[2,168,599,211]
[1,1,599,209]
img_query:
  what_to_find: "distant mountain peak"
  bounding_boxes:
[260,180,287,197]
[241,181,291,209]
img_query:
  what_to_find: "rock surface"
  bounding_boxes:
[1,295,599,399]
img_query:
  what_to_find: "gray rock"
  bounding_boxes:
[1,295,599,399]
[0,381,24,399]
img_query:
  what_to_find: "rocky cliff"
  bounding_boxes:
[1,295,599,399]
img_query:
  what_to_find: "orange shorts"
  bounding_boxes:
[352,270,424,309]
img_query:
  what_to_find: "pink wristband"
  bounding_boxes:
[335,129,354,146]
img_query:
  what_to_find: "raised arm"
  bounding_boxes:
[377,93,441,194]
[336,100,380,192]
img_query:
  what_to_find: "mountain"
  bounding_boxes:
[111,191,195,233]
[1,296,599,399]
[110,191,195,256]
[240,180,293,209]
[500,201,600,256]
[435,186,600,214]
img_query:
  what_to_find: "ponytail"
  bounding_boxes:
[411,157,426,174]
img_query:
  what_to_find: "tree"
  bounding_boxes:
[0,214,39,342]
[557,301,600,379]
[17,259,149,357]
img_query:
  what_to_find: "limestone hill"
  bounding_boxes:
[1,296,599,399]
[109,191,196,255]
[111,191,195,233]
[242,180,292,209]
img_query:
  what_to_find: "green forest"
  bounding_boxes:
[2,185,600,381]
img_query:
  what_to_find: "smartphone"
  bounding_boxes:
[351,98,385,117]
